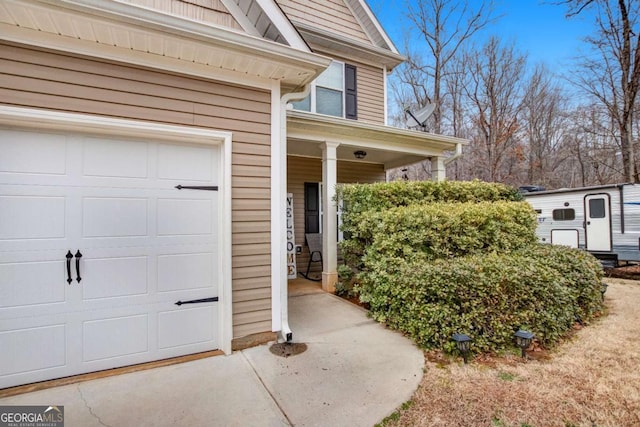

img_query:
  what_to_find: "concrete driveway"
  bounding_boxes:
[0,293,424,426]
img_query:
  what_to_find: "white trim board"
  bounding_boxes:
[271,82,284,334]
[0,22,268,91]
[254,0,309,50]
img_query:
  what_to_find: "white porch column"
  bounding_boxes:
[431,156,446,181]
[322,141,340,292]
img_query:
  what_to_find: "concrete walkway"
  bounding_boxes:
[0,293,424,426]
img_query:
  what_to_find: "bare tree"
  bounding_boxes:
[399,0,496,133]
[464,38,527,184]
[565,0,640,182]
[563,104,624,186]
[442,50,473,180]
[521,64,570,187]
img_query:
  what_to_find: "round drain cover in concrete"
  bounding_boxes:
[269,342,308,357]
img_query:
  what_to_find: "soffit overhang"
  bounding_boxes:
[286,110,468,170]
[0,0,330,88]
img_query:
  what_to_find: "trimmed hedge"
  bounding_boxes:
[335,180,604,355]
[357,201,537,263]
[337,180,528,267]
[336,179,522,215]
[357,245,603,354]
[517,244,604,322]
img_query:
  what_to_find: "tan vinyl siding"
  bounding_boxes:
[0,42,271,339]
[276,0,371,44]
[287,155,385,274]
[337,160,387,183]
[234,320,272,338]
[356,62,385,124]
[234,287,272,302]
[122,0,243,31]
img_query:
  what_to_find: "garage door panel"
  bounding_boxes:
[83,137,149,179]
[0,259,66,308]
[0,129,67,175]
[83,197,148,237]
[0,195,66,240]
[157,252,216,293]
[157,199,215,236]
[157,305,217,350]
[82,256,148,300]
[0,186,75,252]
[0,128,222,387]
[0,324,66,377]
[157,143,217,181]
[83,313,149,362]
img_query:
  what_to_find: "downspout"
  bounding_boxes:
[443,142,463,166]
[277,84,311,342]
[383,65,388,126]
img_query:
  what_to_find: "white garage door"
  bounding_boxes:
[0,129,221,388]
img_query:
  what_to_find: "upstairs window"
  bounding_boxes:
[292,61,357,120]
[316,62,344,117]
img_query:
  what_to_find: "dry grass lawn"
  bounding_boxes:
[381,278,640,427]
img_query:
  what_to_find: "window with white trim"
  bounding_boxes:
[292,61,357,120]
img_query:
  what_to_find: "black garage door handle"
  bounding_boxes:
[66,251,73,284]
[75,250,82,283]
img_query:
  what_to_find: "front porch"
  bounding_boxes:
[286,110,467,292]
[288,276,324,297]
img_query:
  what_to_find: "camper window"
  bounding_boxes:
[589,199,606,218]
[552,208,575,221]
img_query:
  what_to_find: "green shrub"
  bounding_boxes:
[336,179,523,215]
[335,264,356,297]
[335,180,603,355]
[515,245,604,322]
[337,180,528,267]
[357,245,603,353]
[358,201,537,263]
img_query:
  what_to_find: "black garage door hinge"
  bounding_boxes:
[175,185,218,191]
[174,297,219,306]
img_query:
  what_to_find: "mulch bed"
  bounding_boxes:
[604,263,640,280]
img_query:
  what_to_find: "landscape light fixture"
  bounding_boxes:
[601,282,608,301]
[514,330,534,359]
[353,150,367,159]
[452,333,472,364]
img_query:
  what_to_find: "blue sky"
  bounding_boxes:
[367,0,596,74]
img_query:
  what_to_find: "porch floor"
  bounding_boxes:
[288,276,324,297]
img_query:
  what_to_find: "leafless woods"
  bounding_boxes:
[390,0,640,189]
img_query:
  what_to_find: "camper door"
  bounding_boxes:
[585,194,612,251]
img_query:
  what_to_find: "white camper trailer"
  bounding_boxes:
[523,184,640,265]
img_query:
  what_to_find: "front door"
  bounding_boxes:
[585,194,612,251]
